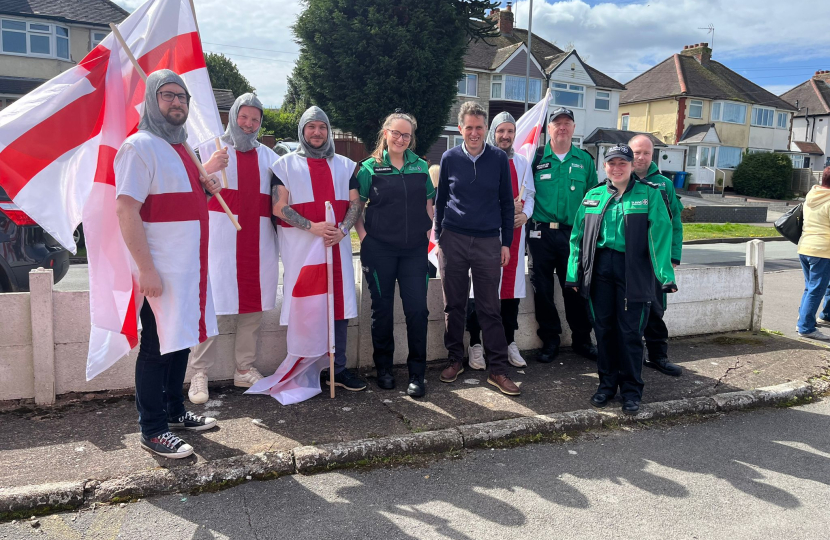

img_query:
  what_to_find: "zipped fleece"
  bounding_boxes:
[566,178,677,303]
[635,162,684,264]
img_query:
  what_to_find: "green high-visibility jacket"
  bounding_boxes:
[635,162,684,264]
[566,178,677,303]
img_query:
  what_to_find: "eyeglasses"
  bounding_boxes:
[388,129,412,142]
[157,91,189,104]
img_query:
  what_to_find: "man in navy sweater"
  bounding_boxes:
[434,101,520,396]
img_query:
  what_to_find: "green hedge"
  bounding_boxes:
[732,152,793,199]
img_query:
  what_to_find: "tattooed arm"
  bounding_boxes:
[339,195,365,233]
[271,177,338,238]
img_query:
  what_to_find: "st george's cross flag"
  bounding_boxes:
[0,0,223,380]
[247,203,337,405]
[513,88,552,163]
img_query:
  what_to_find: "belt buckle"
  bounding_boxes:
[550,222,559,230]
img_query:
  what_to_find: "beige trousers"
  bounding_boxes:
[190,311,263,373]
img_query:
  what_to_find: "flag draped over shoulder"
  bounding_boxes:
[0,0,223,380]
[513,88,552,163]
[247,204,337,405]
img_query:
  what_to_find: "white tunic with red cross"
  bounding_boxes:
[114,131,218,354]
[197,143,279,315]
[270,152,358,325]
[501,152,535,299]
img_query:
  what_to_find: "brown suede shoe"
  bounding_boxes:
[440,361,465,383]
[487,373,521,396]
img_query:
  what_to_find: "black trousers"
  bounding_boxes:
[438,229,510,375]
[135,301,189,438]
[467,298,521,346]
[360,235,428,378]
[644,280,669,360]
[527,222,593,348]
[589,249,649,402]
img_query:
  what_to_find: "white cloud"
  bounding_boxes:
[511,0,830,85]
[114,0,301,107]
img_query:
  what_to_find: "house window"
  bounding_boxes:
[620,114,629,131]
[711,101,747,124]
[571,137,582,148]
[552,82,584,108]
[90,31,107,50]
[595,91,610,111]
[699,146,715,167]
[1,18,70,60]
[777,112,788,129]
[689,100,703,119]
[751,106,775,127]
[491,75,542,103]
[747,148,769,154]
[453,136,464,147]
[791,154,805,168]
[457,73,478,97]
[716,146,743,169]
[687,145,698,167]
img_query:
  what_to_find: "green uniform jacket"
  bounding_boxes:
[636,162,684,264]
[565,178,677,303]
[531,143,599,226]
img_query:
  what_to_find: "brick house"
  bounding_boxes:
[424,3,625,164]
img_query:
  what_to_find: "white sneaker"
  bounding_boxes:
[188,372,209,405]
[234,367,264,388]
[817,316,830,325]
[798,329,830,341]
[507,342,527,367]
[468,344,486,370]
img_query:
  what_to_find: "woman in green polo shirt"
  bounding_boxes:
[354,111,435,398]
[565,144,677,415]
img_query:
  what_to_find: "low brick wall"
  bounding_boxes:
[682,205,767,223]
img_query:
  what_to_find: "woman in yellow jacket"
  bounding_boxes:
[797,166,830,340]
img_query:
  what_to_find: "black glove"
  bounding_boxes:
[662,282,678,294]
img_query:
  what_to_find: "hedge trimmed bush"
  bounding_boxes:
[732,152,793,199]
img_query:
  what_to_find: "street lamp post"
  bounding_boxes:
[524,0,533,113]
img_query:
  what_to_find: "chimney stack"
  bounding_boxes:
[490,3,514,35]
[814,70,830,82]
[680,42,712,66]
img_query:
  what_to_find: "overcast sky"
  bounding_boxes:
[114,0,830,108]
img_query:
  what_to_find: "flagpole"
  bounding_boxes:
[325,201,336,399]
[107,23,241,232]
[213,137,229,189]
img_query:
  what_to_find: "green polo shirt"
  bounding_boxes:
[597,194,626,252]
[531,143,598,226]
[357,149,434,202]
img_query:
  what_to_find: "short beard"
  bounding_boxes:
[162,109,188,126]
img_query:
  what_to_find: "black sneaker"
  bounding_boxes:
[169,411,217,431]
[325,369,367,392]
[537,342,559,363]
[572,343,598,361]
[622,400,640,415]
[140,431,193,459]
[376,369,396,390]
[644,356,682,377]
[407,374,426,398]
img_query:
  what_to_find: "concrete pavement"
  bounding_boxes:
[3,398,829,539]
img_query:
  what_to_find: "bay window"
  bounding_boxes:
[716,146,743,169]
[491,75,541,102]
[1,18,69,59]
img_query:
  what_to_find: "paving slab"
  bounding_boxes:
[0,332,827,494]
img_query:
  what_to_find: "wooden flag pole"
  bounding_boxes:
[108,23,240,231]
[214,137,229,188]
[326,201,336,399]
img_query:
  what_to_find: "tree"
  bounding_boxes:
[261,108,300,140]
[292,0,498,155]
[732,151,793,200]
[204,53,255,98]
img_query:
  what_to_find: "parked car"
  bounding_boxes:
[274,140,299,156]
[0,186,69,292]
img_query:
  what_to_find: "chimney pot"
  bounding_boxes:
[506,1,512,11]
[490,4,514,35]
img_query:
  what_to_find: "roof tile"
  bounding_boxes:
[0,0,128,27]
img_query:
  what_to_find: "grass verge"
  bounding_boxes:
[683,223,781,241]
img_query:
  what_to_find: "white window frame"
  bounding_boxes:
[791,154,806,168]
[551,82,585,109]
[490,74,542,103]
[453,135,464,147]
[711,101,747,124]
[571,137,582,148]
[457,73,478,97]
[715,146,743,169]
[747,148,771,155]
[776,112,788,129]
[620,114,629,131]
[687,145,698,167]
[595,90,611,111]
[751,106,775,128]
[0,17,70,60]
[90,30,107,50]
[689,99,703,119]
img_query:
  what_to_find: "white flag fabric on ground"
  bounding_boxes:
[247,204,336,405]
[0,0,223,380]
[513,88,552,163]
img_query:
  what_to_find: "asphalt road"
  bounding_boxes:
[3,398,828,539]
[52,241,799,292]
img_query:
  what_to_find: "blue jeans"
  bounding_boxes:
[797,255,830,334]
[821,285,830,321]
[135,302,189,439]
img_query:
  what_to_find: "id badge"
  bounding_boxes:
[530,230,542,239]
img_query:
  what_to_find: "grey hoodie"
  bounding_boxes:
[486,111,516,158]
[296,106,335,159]
[220,93,263,153]
[138,69,190,145]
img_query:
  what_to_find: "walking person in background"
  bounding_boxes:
[566,144,676,415]
[466,112,535,370]
[355,111,434,397]
[796,166,830,340]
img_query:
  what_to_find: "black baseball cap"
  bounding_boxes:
[549,107,574,122]
[604,144,634,162]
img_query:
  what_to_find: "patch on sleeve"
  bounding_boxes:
[582,199,600,207]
